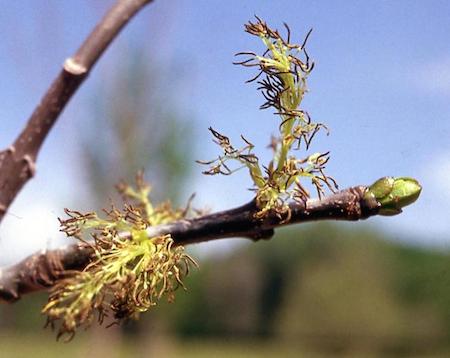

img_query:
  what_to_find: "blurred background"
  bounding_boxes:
[0,1,449,356]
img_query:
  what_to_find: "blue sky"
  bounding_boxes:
[0,1,449,264]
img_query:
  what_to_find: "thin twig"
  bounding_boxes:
[0,0,154,223]
[0,185,379,302]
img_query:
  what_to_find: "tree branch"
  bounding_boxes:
[0,0,154,224]
[0,185,380,303]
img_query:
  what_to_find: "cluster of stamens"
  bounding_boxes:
[199,17,338,219]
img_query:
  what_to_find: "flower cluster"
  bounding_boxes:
[198,17,338,219]
[43,172,197,341]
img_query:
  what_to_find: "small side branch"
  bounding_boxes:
[0,0,154,224]
[0,185,379,303]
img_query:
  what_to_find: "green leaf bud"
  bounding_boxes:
[366,177,422,216]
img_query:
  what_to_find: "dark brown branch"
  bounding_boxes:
[0,245,92,303]
[0,0,153,223]
[0,185,379,303]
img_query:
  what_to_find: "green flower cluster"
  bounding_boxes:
[199,17,337,219]
[43,173,197,341]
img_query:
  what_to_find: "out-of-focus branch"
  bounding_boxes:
[0,0,154,224]
[0,185,381,303]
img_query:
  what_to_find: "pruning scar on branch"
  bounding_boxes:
[0,0,154,224]
[0,4,422,338]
